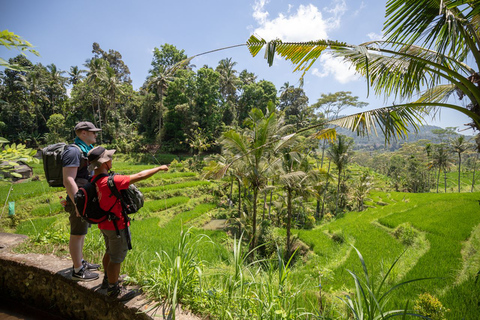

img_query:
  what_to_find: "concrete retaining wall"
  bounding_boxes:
[0,233,199,320]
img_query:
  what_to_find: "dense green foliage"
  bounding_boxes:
[0,41,322,155]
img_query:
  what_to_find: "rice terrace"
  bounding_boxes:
[2,0,480,319]
[2,151,480,319]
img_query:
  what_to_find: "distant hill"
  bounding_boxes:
[335,124,473,151]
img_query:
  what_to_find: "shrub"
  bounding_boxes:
[331,230,345,244]
[323,212,334,222]
[256,220,285,259]
[304,215,316,229]
[393,222,418,246]
[413,293,449,320]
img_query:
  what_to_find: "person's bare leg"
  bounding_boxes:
[70,234,85,269]
[107,262,121,284]
[102,253,110,272]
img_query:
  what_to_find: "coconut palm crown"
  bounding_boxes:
[246,0,480,148]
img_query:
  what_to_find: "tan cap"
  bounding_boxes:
[87,146,115,171]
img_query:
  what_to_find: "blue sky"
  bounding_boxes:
[1,0,473,134]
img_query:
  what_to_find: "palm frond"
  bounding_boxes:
[246,35,266,58]
[336,43,480,105]
[312,128,337,142]
[416,84,456,103]
[246,35,348,73]
[328,105,425,143]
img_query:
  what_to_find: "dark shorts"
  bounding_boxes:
[65,198,90,236]
[101,229,129,264]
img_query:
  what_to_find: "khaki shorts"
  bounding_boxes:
[101,229,129,264]
[65,198,90,236]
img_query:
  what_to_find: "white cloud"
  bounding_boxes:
[251,0,357,84]
[367,32,383,41]
[252,1,331,41]
[252,0,270,25]
[323,0,347,29]
[311,53,360,84]
[353,1,366,16]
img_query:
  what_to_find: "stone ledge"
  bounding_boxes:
[0,233,200,320]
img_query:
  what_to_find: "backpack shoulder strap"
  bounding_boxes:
[70,143,82,152]
[69,143,88,169]
[91,173,109,184]
[107,174,123,200]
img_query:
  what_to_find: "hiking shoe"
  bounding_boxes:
[83,260,100,270]
[101,274,126,289]
[72,267,99,281]
[107,284,137,302]
[101,276,109,289]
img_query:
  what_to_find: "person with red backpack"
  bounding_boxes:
[87,146,168,301]
[62,121,102,281]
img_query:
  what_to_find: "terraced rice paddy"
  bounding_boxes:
[2,163,480,319]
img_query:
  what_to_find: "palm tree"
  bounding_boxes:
[353,170,373,211]
[216,58,240,101]
[327,135,354,214]
[471,152,479,192]
[104,65,124,117]
[19,69,49,125]
[46,63,66,113]
[86,58,108,133]
[204,153,246,229]
[216,58,241,125]
[219,103,293,253]
[68,65,86,85]
[275,149,310,257]
[279,82,292,98]
[246,0,480,149]
[450,135,472,192]
[309,166,330,220]
[147,58,192,138]
[429,143,453,193]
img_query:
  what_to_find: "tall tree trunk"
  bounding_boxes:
[321,159,331,217]
[436,167,440,193]
[316,197,321,219]
[237,178,242,217]
[444,169,447,193]
[158,85,164,138]
[286,187,292,259]
[334,168,341,215]
[320,140,326,169]
[268,181,274,221]
[249,187,259,254]
[472,154,478,192]
[262,190,267,220]
[229,177,234,208]
[458,153,462,193]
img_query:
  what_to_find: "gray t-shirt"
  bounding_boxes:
[62,145,90,184]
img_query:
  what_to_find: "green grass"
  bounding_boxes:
[5,159,480,319]
[0,180,60,202]
[121,203,229,280]
[141,196,190,213]
[293,191,480,318]
[15,216,58,236]
[141,180,211,193]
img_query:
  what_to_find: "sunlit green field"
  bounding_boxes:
[2,161,480,319]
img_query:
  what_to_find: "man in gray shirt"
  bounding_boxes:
[62,121,101,281]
